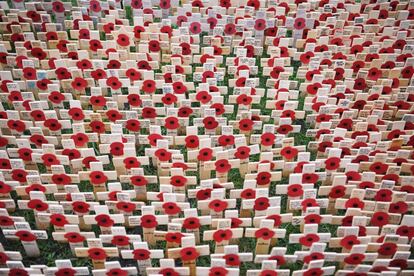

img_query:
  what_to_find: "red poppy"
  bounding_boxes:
[179,247,199,262]
[154,148,172,162]
[15,230,37,242]
[261,133,276,146]
[303,268,323,276]
[50,214,69,227]
[72,201,90,214]
[88,171,107,185]
[196,91,212,104]
[299,233,320,247]
[215,159,231,173]
[256,171,272,185]
[377,242,397,256]
[116,201,136,213]
[142,80,156,93]
[301,173,318,184]
[164,117,180,130]
[240,188,256,199]
[95,214,114,227]
[344,253,365,265]
[277,124,293,134]
[304,213,322,224]
[280,146,298,159]
[183,217,201,230]
[140,214,158,228]
[340,235,360,250]
[208,199,228,212]
[109,142,124,156]
[130,175,147,187]
[71,77,88,91]
[239,118,254,131]
[28,199,49,212]
[374,189,392,202]
[88,248,107,260]
[213,229,233,243]
[389,201,408,214]
[162,202,181,215]
[234,146,250,160]
[255,228,275,240]
[203,116,219,130]
[287,184,303,197]
[218,135,235,146]
[122,157,139,170]
[68,107,85,121]
[197,148,213,162]
[0,215,14,227]
[328,185,346,199]
[254,197,270,211]
[7,120,26,133]
[223,254,240,266]
[303,252,324,264]
[345,198,365,209]
[370,212,389,227]
[165,232,184,244]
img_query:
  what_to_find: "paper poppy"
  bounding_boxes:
[50,214,69,227]
[370,212,389,227]
[340,235,360,250]
[304,213,321,224]
[234,146,250,160]
[240,188,256,199]
[28,199,49,212]
[377,242,397,256]
[15,230,37,242]
[162,202,181,215]
[256,171,272,185]
[223,254,240,266]
[142,80,156,93]
[89,121,106,133]
[299,233,320,247]
[213,229,233,243]
[189,22,201,34]
[140,214,158,228]
[89,171,108,185]
[71,77,88,91]
[218,135,235,146]
[196,148,212,162]
[374,189,392,202]
[344,253,365,265]
[287,184,303,197]
[280,146,298,159]
[0,216,13,227]
[255,228,275,240]
[116,201,136,213]
[72,201,90,214]
[154,148,172,162]
[254,197,270,211]
[183,217,201,230]
[88,248,107,260]
[238,118,254,132]
[180,247,199,261]
[389,201,408,214]
[110,142,124,156]
[208,199,228,212]
[95,214,114,227]
[51,174,71,186]
[215,159,231,173]
[165,232,184,244]
[303,252,324,264]
[0,181,11,194]
[328,185,346,199]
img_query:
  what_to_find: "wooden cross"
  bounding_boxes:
[120,241,164,275]
[3,222,48,257]
[167,236,210,276]
[128,206,168,245]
